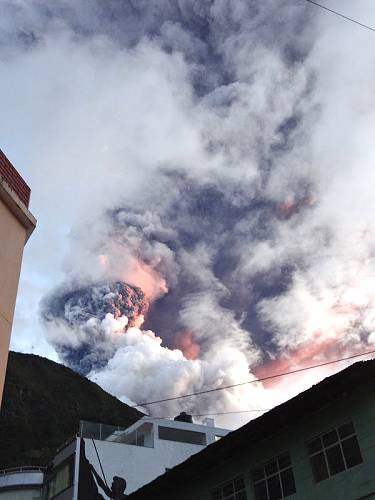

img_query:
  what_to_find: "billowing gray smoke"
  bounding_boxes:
[4,0,375,424]
[43,282,148,374]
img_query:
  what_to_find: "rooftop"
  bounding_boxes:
[128,359,375,499]
[0,150,31,208]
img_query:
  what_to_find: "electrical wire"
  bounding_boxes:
[132,348,375,407]
[304,0,375,32]
[140,409,270,420]
[91,438,108,488]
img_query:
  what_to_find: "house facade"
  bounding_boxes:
[128,360,375,500]
[0,414,229,499]
[0,149,36,406]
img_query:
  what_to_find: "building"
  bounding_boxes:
[127,360,375,500]
[0,149,36,406]
[0,413,229,499]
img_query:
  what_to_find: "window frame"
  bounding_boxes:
[46,456,75,500]
[306,420,363,484]
[251,451,296,500]
[210,474,247,500]
[158,425,207,445]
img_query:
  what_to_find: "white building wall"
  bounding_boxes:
[0,472,43,489]
[85,437,204,494]
[82,418,230,495]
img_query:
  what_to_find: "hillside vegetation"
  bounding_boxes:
[0,351,143,468]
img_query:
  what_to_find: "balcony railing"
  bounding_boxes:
[79,420,154,448]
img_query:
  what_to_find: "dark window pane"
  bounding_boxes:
[267,475,282,500]
[212,488,221,500]
[339,422,355,439]
[342,436,363,468]
[308,438,322,454]
[265,460,277,476]
[278,453,291,470]
[252,468,264,482]
[254,481,268,500]
[235,492,247,500]
[158,426,206,445]
[280,468,296,496]
[234,477,245,491]
[226,496,234,500]
[311,452,329,482]
[326,444,345,475]
[223,482,234,496]
[322,430,338,447]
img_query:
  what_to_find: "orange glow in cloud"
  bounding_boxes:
[175,330,201,360]
[98,254,110,269]
[277,192,317,219]
[278,195,297,218]
[131,314,145,329]
[254,334,341,389]
[123,256,168,302]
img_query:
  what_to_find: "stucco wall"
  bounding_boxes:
[84,436,208,495]
[0,197,26,404]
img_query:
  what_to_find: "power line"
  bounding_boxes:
[304,0,375,32]
[143,409,270,420]
[132,348,375,407]
[183,410,269,417]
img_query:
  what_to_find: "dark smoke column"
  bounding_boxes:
[43,281,148,375]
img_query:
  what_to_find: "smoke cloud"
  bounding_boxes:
[3,1,375,426]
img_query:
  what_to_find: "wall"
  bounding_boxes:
[0,471,43,500]
[84,434,209,495]
[172,387,375,500]
[0,161,36,406]
[0,489,41,499]
[0,197,27,404]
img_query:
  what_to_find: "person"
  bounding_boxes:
[90,464,128,499]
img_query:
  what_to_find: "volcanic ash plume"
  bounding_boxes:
[42,282,148,374]
[7,0,375,423]
[43,278,273,425]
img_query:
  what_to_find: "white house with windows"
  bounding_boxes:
[0,413,229,500]
[76,413,230,497]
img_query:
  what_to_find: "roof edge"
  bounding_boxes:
[0,176,36,243]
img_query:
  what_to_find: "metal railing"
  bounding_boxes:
[0,466,46,476]
[79,420,154,448]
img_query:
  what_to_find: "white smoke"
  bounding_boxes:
[88,314,277,428]
[3,1,375,427]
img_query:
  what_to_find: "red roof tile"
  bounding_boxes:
[0,150,31,207]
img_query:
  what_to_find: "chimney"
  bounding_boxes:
[203,417,215,427]
[174,412,193,424]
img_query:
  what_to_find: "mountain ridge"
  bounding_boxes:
[0,351,143,468]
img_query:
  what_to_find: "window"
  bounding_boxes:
[307,421,363,483]
[120,422,154,447]
[158,426,206,445]
[47,460,74,499]
[252,452,296,500]
[0,491,41,500]
[211,476,247,500]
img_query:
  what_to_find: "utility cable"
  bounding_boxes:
[91,438,109,489]
[140,409,270,420]
[132,348,375,407]
[304,0,375,32]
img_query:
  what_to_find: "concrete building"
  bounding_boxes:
[77,413,229,496]
[0,414,229,499]
[3,361,375,499]
[0,150,36,405]
[128,360,375,500]
[0,467,44,500]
